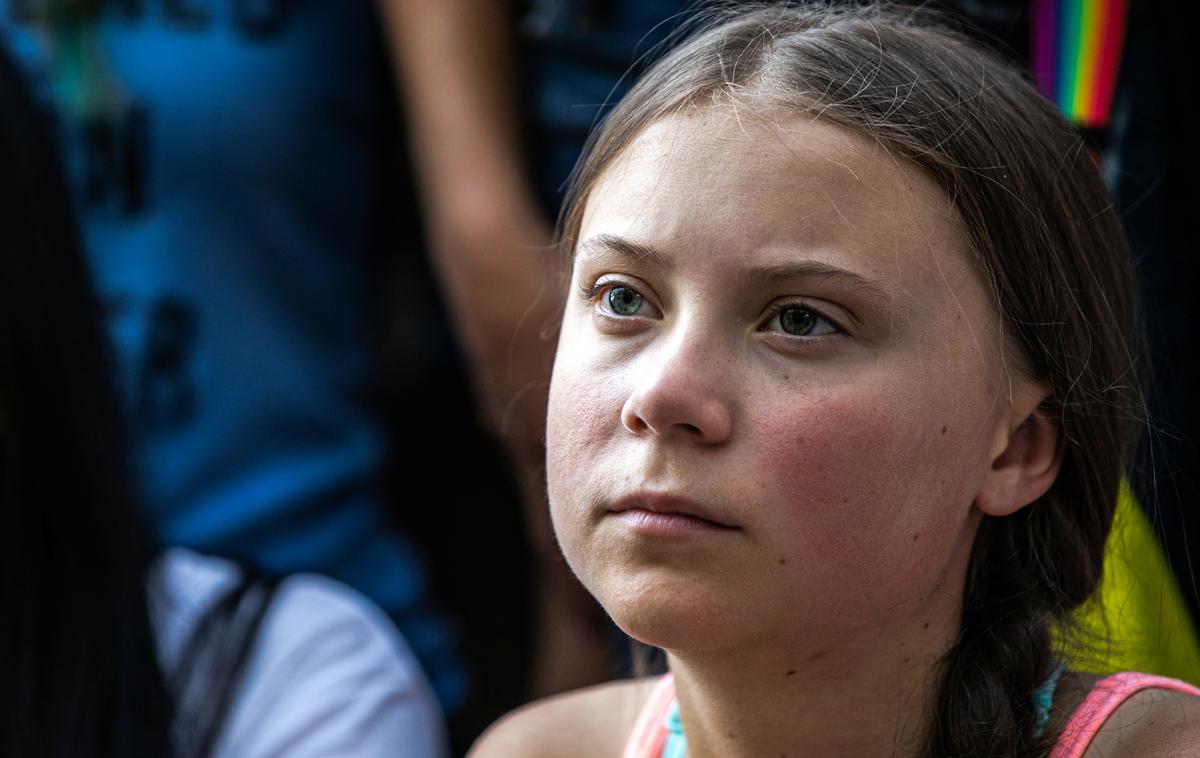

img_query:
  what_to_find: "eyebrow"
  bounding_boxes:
[744,261,892,301]
[577,234,671,269]
[577,233,892,299]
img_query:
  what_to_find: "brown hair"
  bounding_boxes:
[556,3,1144,755]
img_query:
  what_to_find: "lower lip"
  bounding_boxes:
[611,509,739,538]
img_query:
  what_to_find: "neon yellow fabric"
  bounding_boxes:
[1059,483,1200,683]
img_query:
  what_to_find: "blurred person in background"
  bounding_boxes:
[0,44,447,757]
[0,0,476,725]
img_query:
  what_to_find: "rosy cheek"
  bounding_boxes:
[751,385,974,577]
[754,396,895,535]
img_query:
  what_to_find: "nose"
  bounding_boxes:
[620,333,734,445]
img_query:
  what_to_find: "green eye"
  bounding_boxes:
[780,307,818,335]
[608,286,644,316]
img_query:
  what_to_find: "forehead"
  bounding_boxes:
[578,106,979,297]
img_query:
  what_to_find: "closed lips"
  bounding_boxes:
[608,494,740,529]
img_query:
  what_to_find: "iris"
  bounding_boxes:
[608,286,644,316]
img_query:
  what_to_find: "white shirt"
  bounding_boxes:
[150,548,448,757]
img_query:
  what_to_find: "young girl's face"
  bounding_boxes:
[548,107,1028,654]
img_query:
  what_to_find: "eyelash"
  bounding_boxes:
[577,279,617,306]
[578,277,844,337]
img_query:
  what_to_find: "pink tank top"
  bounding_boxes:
[622,672,1200,758]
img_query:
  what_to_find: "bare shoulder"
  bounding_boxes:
[469,678,662,758]
[1083,683,1200,757]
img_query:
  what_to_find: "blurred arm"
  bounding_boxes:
[378,0,556,538]
[378,0,612,697]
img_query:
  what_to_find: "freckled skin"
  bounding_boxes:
[547,108,1016,657]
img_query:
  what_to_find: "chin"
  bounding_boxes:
[611,605,727,652]
[592,570,755,653]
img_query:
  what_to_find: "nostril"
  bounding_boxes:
[677,422,702,436]
[623,410,650,434]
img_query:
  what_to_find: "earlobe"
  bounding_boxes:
[975,396,1064,518]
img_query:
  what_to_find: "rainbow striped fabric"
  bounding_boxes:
[1031,0,1129,129]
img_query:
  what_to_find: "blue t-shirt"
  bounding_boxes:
[1,0,463,709]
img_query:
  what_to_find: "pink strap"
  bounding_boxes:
[1050,672,1200,758]
[622,675,677,758]
[621,670,1200,758]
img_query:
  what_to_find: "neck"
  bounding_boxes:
[667,581,964,758]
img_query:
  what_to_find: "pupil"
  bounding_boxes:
[781,308,816,335]
[609,287,643,316]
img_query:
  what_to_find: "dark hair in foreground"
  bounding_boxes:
[558,3,1144,756]
[0,45,174,757]
[0,47,277,758]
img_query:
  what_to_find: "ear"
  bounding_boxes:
[974,385,1063,518]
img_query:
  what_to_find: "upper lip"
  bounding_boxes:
[607,492,740,529]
